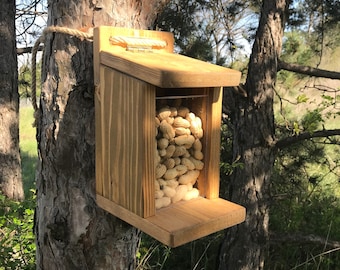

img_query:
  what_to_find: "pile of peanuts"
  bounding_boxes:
[155,104,204,209]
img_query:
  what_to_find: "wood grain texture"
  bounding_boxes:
[100,50,241,88]
[94,27,245,243]
[96,67,155,217]
[205,87,223,199]
[97,194,246,247]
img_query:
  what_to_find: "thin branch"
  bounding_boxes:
[276,129,340,149]
[17,45,44,55]
[270,232,340,249]
[278,60,340,80]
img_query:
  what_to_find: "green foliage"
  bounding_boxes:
[219,121,244,198]
[18,62,41,99]
[156,0,211,58]
[269,132,340,268]
[296,94,309,103]
[156,0,254,66]
[0,105,38,269]
[18,64,32,98]
[300,108,324,133]
[137,233,223,270]
[0,191,36,270]
[278,31,315,88]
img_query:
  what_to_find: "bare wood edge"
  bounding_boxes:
[96,194,246,247]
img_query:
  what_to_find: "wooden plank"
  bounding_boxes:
[97,194,245,247]
[149,198,246,247]
[98,68,155,217]
[100,51,241,88]
[142,83,156,218]
[95,85,103,196]
[97,194,172,245]
[101,67,114,199]
[204,87,223,199]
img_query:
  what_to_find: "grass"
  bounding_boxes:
[19,106,37,195]
[0,105,37,270]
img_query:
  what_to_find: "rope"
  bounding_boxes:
[30,26,93,124]
[30,26,166,124]
[109,36,166,49]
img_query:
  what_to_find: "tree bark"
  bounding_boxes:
[218,0,288,269]
[0,0,24,201]
[35,1,169,269]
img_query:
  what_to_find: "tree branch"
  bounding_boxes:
[17,45,44,55]
[270,232,340,249]
[278,60,340,80]
[276,129,340,149]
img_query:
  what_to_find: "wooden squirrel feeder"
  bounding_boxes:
[93,26,245,247]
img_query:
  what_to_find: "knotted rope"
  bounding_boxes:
[109,36,166,49]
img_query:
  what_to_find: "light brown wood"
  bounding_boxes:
[94,26,245,245]
[94,26,174,85]
[95,85,103,196]
[100,51,241,88]
[97,68,155,217]
[97,194,246,247]
[205,87,223,199]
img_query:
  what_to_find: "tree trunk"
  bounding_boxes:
[35,1,169,269]
[218,0,288,269]
[0,0,24,201]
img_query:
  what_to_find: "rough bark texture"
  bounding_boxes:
[218,0,288,269]
[35,1,169,269]
[0,0,24,201]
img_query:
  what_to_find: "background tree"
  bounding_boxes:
[218,0,340,268]
[34,0,170,269]
[0,0,24,201]
[218,1,288,268]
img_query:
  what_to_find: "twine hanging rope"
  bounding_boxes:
[31,26,93,122]
[31,26,166,123]
[109,36,167,49]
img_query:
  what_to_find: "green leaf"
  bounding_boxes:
[293,121,300,135]
[301,109,324,133]
[296,94,309,103]
[321,94,333,101]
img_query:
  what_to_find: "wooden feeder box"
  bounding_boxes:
[94,26,246,247]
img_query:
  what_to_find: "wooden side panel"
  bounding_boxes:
[98,67,155,217]
[203,87,223,199]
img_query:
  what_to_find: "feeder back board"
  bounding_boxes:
[93,26,246,247]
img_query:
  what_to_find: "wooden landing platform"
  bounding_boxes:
[97,195,246,247]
